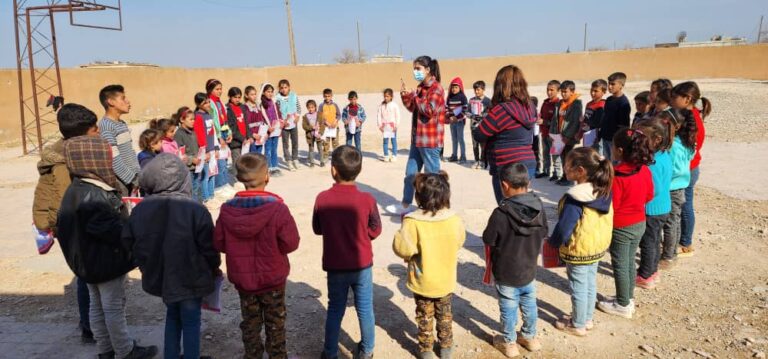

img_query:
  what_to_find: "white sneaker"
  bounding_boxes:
[391,154,397,162]
[597,299,634,319]
[384,204,414,216]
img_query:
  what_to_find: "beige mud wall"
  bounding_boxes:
[1,44,767,144]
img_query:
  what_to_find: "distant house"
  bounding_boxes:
[655,35,748,49]
[80,61,158,68]
[370,55,403,63]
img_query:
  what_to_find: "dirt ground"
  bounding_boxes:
[0,79,766,358]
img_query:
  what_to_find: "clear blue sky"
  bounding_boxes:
[1,0,766,68]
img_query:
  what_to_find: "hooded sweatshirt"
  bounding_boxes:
[393,209,465,298]
[482,192,548,287]
[472,98,537,171]
[215,190,300,294]
[124,153,220,303]
[549,183,614,264]
[612,162,654,228]
[446,77,468,122]
[33,139,71,233]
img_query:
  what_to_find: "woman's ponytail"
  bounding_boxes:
[431,59,441,83]
[699,97,712,119]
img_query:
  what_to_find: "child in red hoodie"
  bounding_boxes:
[597,128,654,319]
[313,145,382,359]
[214,153,300,358]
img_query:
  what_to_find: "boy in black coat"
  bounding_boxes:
[482,163,548,358]
[58,135,157,359]
[123,153,221,359]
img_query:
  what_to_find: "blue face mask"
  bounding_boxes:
[413,69,425,82]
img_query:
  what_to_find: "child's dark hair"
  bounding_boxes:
[139,129,163,152]
[348,91,358,99]
[566,147,614,198]
[559,80,575,92]
[98,84,124,110]
[57,103,97,139]
[278,79,290,88]
[148,118,176,135]
[194,92,208,110]
[656,88,672,107]
[205,79,222,94]
[676,109,698,150]
[260,84,274,104]
[413,55,441,83]
[491,64,530,107]
[672,81,712,118]
[228,87,242,99]
[306,99,317,108]
[608,72,627,85]
[591,79,608,93]
[172,106,192,126]
[634,91,650,105]
[651,78,673,93]
[612,128,654,166]
[236,153,268,188]
[414,171,450,216]
[473,80,486,90]
[323,88,333,96]
[244,85,257,97]
[499,163,529,189]
[547,80,561,88]
[382,88,394,104]
[636,115,674,152]
[331,145,362,181]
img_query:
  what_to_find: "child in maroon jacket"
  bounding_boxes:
[214,153,300,359]
[312,145,382,359]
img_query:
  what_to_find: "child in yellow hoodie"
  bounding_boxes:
[393,171,465,359]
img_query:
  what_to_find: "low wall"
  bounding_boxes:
[1,44,767,144]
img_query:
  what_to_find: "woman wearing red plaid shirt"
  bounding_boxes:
[386,56,447,215]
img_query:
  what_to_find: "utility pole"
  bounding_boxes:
[583,23,588,51]
[356,21,362,62]
[386,35,390,56]
[759,15,764,44]
[284,0,297,65]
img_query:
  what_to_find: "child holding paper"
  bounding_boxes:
[377,88,401,162]
[550,80,583,186]
[259,83,284,176]
[173,106,205,202]
[302,99,326,167]
[243,85,266,155]
[215,153,300,358]
[318,88,341,157]
[343,91,367,152]
[276,79,301,171]
[193,93,217,202]
[123,153,221,359]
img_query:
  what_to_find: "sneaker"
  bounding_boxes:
[384,203,415,216]
[549,175,559,182]
[493,335,521,357]
[535,172,549,179]
[650,271,661,284]
[448,156,458,162]
[81,327,96,344]
[418,351,434,359]
[554,319,588,337]
[319,161,326,167]
[636,275,656,290]
[678,245,695,258]
[353,342,373,359]
[123,343,158,359]
[439,346,453,359]
[309,160,315,168]
[458,158,467,164]
[292,160,299,170]
[516,336,542,352]
[597,299,634,319]
[560,314,594,330]
[390,155,397,162]
[272,169,283,177]
[658,259,675,270]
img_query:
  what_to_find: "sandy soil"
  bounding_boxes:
[0,79,766,358]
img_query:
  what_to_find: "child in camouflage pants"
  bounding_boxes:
[393,172,466,359]
[214,153,300,359]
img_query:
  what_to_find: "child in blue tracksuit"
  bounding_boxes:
[342,91,367,152]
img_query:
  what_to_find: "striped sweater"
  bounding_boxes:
[472,99,537,170]
[98,117,140,186]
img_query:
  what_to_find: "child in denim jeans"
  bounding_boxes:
[393,171,465,359]
[549,147,614,336]
[482,163,547,357]
[312,146,382,359]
